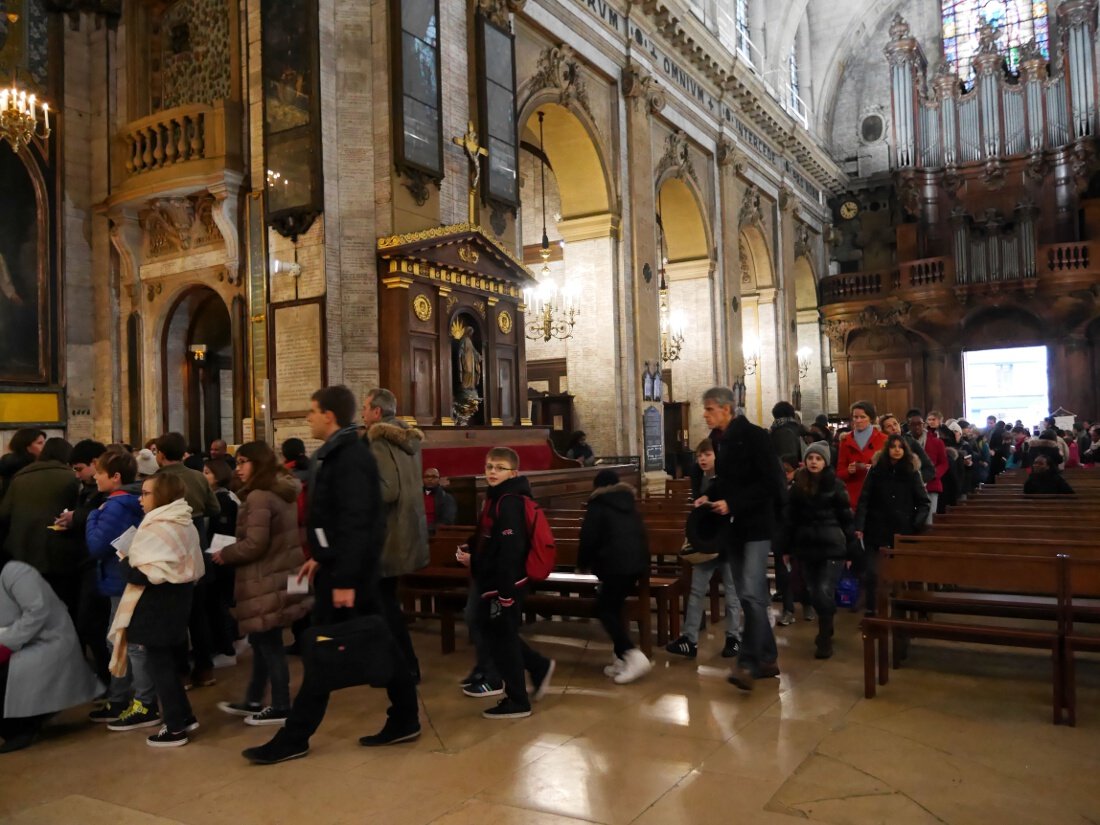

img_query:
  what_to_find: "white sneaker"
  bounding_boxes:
[613,649,653,684]
[603,656,625,678]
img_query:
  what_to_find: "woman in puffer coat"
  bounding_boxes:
[776,442,853,660]
[211,441,310,727]
[854,434,930,616]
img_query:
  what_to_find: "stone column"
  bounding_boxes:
[753,289,781,423]
[717,137,746,386]
[776,187,797,407]
[797,308,824,415]
[623,67,667,484]
[667,260,714,447]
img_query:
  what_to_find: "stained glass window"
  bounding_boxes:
[942,0,1049,84]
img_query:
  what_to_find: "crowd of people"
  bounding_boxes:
[0,383,1093,757]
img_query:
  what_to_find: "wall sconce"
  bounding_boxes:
[659,272,685,363]
[732,375,747,409]
[189,344,207,362]
[797,346,812,379]
[792,383,802,411]
[270,259,302,279]
[742,336,760,376]
[876,378,889,388]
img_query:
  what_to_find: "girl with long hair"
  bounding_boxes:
[212,441,309,727]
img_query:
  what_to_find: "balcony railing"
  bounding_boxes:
[1044,242,1091,272]
[821,246,1098,308]
[112,100,242,201]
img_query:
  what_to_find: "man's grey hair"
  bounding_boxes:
[366,387,397,417]
[702,386,736,408]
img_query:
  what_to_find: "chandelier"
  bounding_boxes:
[1,78,51,152]
[659,272,685,363]
[524,111,578,343]
[742,335,761,376]
[656,194,685,363]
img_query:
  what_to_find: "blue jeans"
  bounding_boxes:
[107,596,156,706]
[684,558,741,644]
[728,539,778,673]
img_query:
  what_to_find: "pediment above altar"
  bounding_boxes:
[377,223,535,298]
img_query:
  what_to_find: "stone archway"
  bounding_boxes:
[161,285,234,451]
[738,223,779,423]
[517,101,622,455]
[793,255,825,416]
[657,175,715,449]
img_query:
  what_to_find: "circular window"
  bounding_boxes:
[861,114,884,143]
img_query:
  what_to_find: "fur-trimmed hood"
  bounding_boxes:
[367,418,424,456]
[870,449,922,474]
[588,481,638,513]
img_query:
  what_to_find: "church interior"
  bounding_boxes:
[1,0,1100,822]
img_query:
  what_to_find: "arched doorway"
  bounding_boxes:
[738,224,778,423]
[162,287,234,452]
[518,102,620,454]
[657,174,714,464]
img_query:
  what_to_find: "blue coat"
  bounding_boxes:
[85,492,144,597]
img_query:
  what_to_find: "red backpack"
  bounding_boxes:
[492,494,557,581]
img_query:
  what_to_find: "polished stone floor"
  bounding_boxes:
[2,609,1099,825]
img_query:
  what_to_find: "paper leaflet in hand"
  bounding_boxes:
[205,533,236,555]
[111,526,137,558]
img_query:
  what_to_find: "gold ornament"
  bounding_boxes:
[412,294,432,321]
[498,310,513,334]
[450,318,467,340]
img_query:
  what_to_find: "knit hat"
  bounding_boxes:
[135,448,159,477]
[593,469,620,489]
[804,441,831,466]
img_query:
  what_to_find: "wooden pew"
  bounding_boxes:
[860,548,1065,724]
[1062,557,1100,726]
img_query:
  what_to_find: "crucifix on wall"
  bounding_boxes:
[452,120,488,224]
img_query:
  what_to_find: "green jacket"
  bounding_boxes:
[156,462,221,519]
[0,461,81,576]
[366,418,429,577]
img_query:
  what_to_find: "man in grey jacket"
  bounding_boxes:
[363,388,429,682]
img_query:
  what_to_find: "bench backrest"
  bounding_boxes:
[894,534,1099,557]
[880,548,1061,595]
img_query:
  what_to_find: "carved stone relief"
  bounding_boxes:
[479,0,525,27]
[738,183,764,228]
[656,130,698,187]
[140,193,224,260]
[531,44,593,121]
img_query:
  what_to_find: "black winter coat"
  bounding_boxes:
[777,469,853,561]
[769,419,804,463]
[306,426,386,621]
[1023,471,1075,495]
[578,483,648,578]
[470,475,533,604]
[854,459,931,548]
[123,559,194,647]
[710,415,788,545]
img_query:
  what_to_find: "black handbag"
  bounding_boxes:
[300,613,394,692]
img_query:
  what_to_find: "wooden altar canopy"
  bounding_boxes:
[377,223,534,426]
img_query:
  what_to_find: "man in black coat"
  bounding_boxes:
[243,385,419,765]
[698,386,786,691]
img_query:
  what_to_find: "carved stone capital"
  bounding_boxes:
[622,66,666,116]
[793,221,812,260]
[716,135,744,173]
[478,0,524,27]
[207,177,243,285]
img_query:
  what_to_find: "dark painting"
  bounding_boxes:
[0,145,46,383]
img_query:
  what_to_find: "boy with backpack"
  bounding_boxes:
[84,449,155,728]
[468,447,555,719]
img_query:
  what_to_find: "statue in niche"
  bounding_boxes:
[451,317,483,425]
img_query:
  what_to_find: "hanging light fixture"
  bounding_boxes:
[656,194,685,363]
[1,74,50,153]
[524,111,578,343]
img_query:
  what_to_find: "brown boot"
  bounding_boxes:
[727,666,754,691]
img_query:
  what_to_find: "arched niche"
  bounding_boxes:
[161,285,234,449]
[739,224,773,290]
[657,176,710,264]
[519,102,611,220]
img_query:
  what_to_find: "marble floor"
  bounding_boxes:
[2,609,1099,825]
